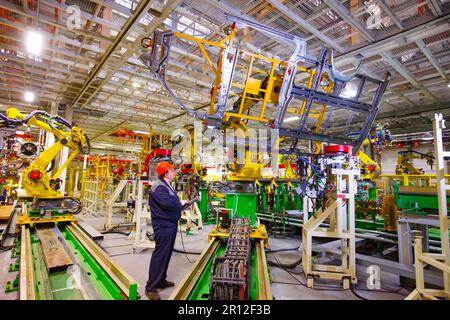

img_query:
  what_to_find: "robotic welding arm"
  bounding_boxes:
[3,108,90,199]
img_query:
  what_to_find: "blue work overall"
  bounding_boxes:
[145,178,182,293]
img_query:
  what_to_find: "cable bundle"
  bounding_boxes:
[209,218,251,300]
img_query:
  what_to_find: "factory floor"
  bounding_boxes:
[0,211,413,300]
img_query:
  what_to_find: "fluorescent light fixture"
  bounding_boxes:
[340,82,358,98]
[340,88,357,98]
[283,116,300,123]
[24,91,34,102]
[26,30,43,55]
[133,130,150,135]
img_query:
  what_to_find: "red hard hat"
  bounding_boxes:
[156,161,174,176]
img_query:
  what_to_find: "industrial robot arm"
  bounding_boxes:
[4,108,90,199]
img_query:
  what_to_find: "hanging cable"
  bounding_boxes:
[268,249,408,297]
[178,224,194,263]
[350,286,369,300]
[173,248,201,255]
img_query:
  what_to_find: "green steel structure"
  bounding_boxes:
[171,184,272,300]
[14,222,138,300]
[225,193,258,227]
[169,237,271,300]
[186,244,261,300]
[394,185,450,240]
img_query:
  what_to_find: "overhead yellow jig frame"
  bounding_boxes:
[140,22,332,180]
[140,13,389,149]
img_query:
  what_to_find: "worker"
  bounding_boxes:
[145,161,182,300]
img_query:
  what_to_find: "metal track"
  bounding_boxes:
[18,222,138,300]
[209,218,251,300]
[169,238,221,300]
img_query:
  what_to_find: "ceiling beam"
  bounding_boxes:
[0,2,113,45]
[334,14,449,64]
[426,0,443,17]
[373,2,448,83]
[265,0,344,52]
[323,0,440,103]
[381,51,439,103]
[333,101,450,128]
[70,0,157,108]
[90,120,128,142]
[323,0,374,42]
[415,39,448,81]
[376,0,404,29]
[73,0,183,109]
[205,0,292,47]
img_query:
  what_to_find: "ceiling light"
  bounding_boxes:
[133,82,140,88]
[340,82,358,98]
[340,89,357,98]
[26,30,43,56]
[133,130,150,135]
[283,116,300,123]
[24,91,34,102]
[447,82,450,88]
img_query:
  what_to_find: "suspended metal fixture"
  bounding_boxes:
[140,12,390,151]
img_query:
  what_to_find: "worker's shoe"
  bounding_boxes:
[158,280,175,288]
[145,290,161,300]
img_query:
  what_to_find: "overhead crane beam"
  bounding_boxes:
[70,0,157,108]
[71,0,183,109]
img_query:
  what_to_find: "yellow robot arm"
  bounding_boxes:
[356,149,380,180]
[361,138,377,148]
[5,108,89,199]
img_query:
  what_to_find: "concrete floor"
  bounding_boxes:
[0,210,413,300]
